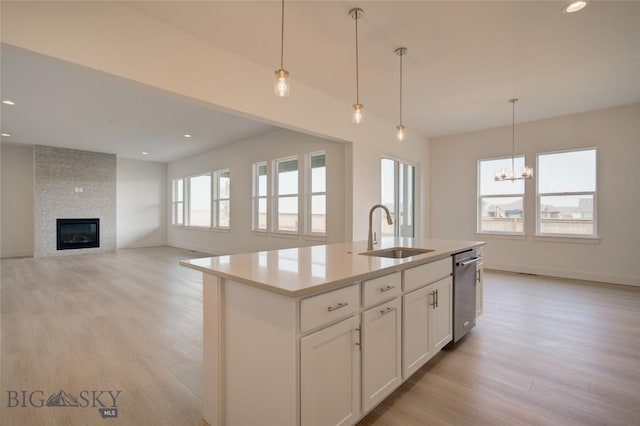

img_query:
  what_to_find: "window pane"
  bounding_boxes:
[539,195,594,235]
[278,159,298,195]
[173,178,184,202]
[189,174,211,227]
[538,149,596,193]
[399,163,414,237]
[257,163,267,197]
[381,158,395,207]
[258,198,267,230]
[176,202,183,224]
[311,154,326,193]
[278,196,298,232]
[311,194,326,233]
[218,171,230,199]
[479,157,525,195]
[218,200,230,228]
[480,196,524,233]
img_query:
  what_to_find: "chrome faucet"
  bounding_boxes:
[367,204,393,251]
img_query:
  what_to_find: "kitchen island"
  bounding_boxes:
[181,237,485,426]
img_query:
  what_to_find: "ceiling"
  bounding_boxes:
[0,44,277,162]
[2,1,640,161]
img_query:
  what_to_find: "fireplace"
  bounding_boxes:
[56,218,100,250]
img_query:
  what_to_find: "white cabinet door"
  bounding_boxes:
[362,297,402,412]
[402,286,432,379]
[403,276,453,380]
[430,277,452,352]
[301,316,361,426]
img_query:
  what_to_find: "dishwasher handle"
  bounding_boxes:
[457,257,481,267]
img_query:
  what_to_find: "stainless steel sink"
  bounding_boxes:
[360,247,434,259]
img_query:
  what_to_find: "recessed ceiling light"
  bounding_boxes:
[2,100,16,106]
[563,0,588,13]
[142,151,149,155]
[1,133,11,137]
[183,134,192,138]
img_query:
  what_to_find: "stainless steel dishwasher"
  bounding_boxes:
[451,249,480,343]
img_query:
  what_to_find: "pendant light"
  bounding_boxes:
[395,47,408,141]
[274,0,290,97]
[349,8,364,124]
[495,99,533,181]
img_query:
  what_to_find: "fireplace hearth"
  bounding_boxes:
[56,218,100,250]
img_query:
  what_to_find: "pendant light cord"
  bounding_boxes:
[280,0,285,69]
[399,52,403,125]
[511,99,516,175]
[355,13,360,104]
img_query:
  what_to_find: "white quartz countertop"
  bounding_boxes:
[180,238,485,298]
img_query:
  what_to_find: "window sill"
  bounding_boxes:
[271,232,301,240]
[534,235,601,244]
[304,234,327,243]
[212,227,231,233]
[182,225,213,231]
[475,232,526,240]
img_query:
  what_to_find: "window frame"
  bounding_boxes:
[273,156,300,235]
[213,169,231,230]
[171,177,184,226]
[535,148,598,238]
[252,162,268,233]
[381,156,416,238]
[477,155,526,236]
[305,151,327,238]
[186,172,213,228]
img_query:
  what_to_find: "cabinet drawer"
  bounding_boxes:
[403,257,451,292]
[363,272,401,308]
[300,284,360,332]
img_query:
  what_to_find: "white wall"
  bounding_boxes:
[117,158,167,248]
[168,128,347,255]
[0,143,34,258]
[431,104,640,286]
[1,1,431,243]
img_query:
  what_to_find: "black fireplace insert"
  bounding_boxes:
[56,218,100,250]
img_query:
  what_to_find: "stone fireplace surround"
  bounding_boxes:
[34,146,116,257]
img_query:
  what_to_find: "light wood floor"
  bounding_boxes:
[2,247,639,425]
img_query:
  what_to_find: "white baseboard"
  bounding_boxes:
[0,250,34,259]
[166,242,220,256]
[486,262,640,287]
[117,241,166,249]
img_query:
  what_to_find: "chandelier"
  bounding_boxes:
[495,98,533,181]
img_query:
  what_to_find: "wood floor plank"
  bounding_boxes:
[2,249,639,425]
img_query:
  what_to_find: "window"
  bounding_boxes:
[478,157,525,234]
[275,157,299,233]
[171,178,184,225]
[537,148,596,237]
[307,152,326,235]
[252,162,268,231]
[381,158,415,237]
[187,173,212,227]
[214,170,230,228]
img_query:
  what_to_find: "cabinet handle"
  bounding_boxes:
[435,289,439,308]
[430,291,436,308]
[355,326,361,347]
[327,302,349,312]
[380,306,395,316]
[379,285,395,293]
